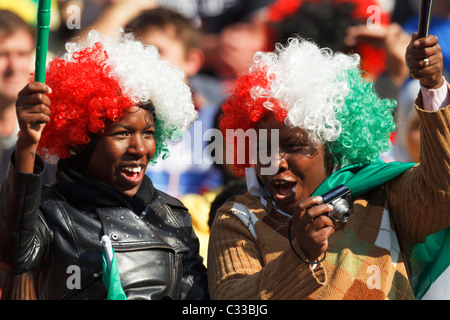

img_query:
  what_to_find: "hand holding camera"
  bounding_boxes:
[290,185,353,262]
[290,197,335,262]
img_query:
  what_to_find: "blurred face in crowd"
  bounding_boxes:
[256,116,329,215]
[139,25,201,78]
[84,106,156,197]
[0,29,34,103]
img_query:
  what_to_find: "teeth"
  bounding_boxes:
[123,167,142,173]
[274,181,290,185]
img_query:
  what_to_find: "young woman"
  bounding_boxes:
[0,30,207,300]
[207,33,450,300]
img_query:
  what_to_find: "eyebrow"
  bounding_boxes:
[279,133,308,143]
[110,123,155,130]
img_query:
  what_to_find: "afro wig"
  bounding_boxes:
[220,37,396,175]
[39,30,198,163]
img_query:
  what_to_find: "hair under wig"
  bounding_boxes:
[220,37,396,175]
[38,30,197,163]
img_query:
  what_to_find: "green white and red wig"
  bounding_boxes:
[38,30,197,163]
[220,37,396,175]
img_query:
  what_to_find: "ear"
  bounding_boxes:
[184,48,205,77]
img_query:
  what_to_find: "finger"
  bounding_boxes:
[314,223,335,241]
[292,196,324,221]
[312,214,334,228]
[344,24,387,47]
[306,203,333,220]
[405,33,417,62]
[306,223,334,253]
[412,34,439,49]
[296,203,332,231]
[20,112,51,126]
[19,103,51,117]
[407,55,436,69]
[19,92,51,107]
[408,58,442,77]
[409,45,440,60]
[297,196,324,211]
[19,82,52,96]
[408,66,433,77]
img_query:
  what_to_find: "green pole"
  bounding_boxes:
[35,0,52,83]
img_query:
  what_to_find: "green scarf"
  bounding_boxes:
[311,158,415,197]
[313,159,449,300]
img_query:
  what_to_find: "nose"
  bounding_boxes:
[273,152,289,172]
[279,154,289,169]
[128,134,147,157]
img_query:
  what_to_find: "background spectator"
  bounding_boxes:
[0,9,37,300]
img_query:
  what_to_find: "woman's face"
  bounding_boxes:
[84,106,156,197]
[256,116,329,215]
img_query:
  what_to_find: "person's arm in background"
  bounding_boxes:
[75,0,159,40]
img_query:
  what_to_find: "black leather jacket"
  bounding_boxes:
[0,157,208,300]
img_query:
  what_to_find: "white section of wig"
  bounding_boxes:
[64,29,198,140]
[251,38,360,145]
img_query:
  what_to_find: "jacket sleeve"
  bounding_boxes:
[0,155,51,274]
[387,93,450,244]
[158,191,208,300]
[180,215,209,300]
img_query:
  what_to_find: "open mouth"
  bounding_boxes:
[120,166,144,183]
[272,180,297,201]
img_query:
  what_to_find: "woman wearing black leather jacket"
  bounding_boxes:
[0,30,207,300]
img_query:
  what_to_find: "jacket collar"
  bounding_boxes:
[54,159,155,214]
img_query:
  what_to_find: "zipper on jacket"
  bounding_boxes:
[60,271,102,300]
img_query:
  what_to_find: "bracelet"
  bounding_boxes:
[288,217,327,265]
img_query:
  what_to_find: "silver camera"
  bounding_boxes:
[317,184,353,224]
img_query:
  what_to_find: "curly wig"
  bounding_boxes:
[39,30,197,163]
[220,37,396,175]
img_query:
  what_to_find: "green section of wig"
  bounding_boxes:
[149,118,184,164]
[328,68,396,166]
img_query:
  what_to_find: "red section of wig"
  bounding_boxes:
[39,42,134,159]
[220,67,287,176]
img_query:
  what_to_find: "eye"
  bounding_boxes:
[286,143,308,152]
[142,129,155,137]
[18,51,32,58]
[111,130,130,138]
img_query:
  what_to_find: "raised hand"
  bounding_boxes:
[14,82,51,173]
[405,33,444,89]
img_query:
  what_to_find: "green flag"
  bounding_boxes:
[101,235,127,300]
[410,228,450,299]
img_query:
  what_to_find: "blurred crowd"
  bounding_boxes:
[0,0,449,299]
